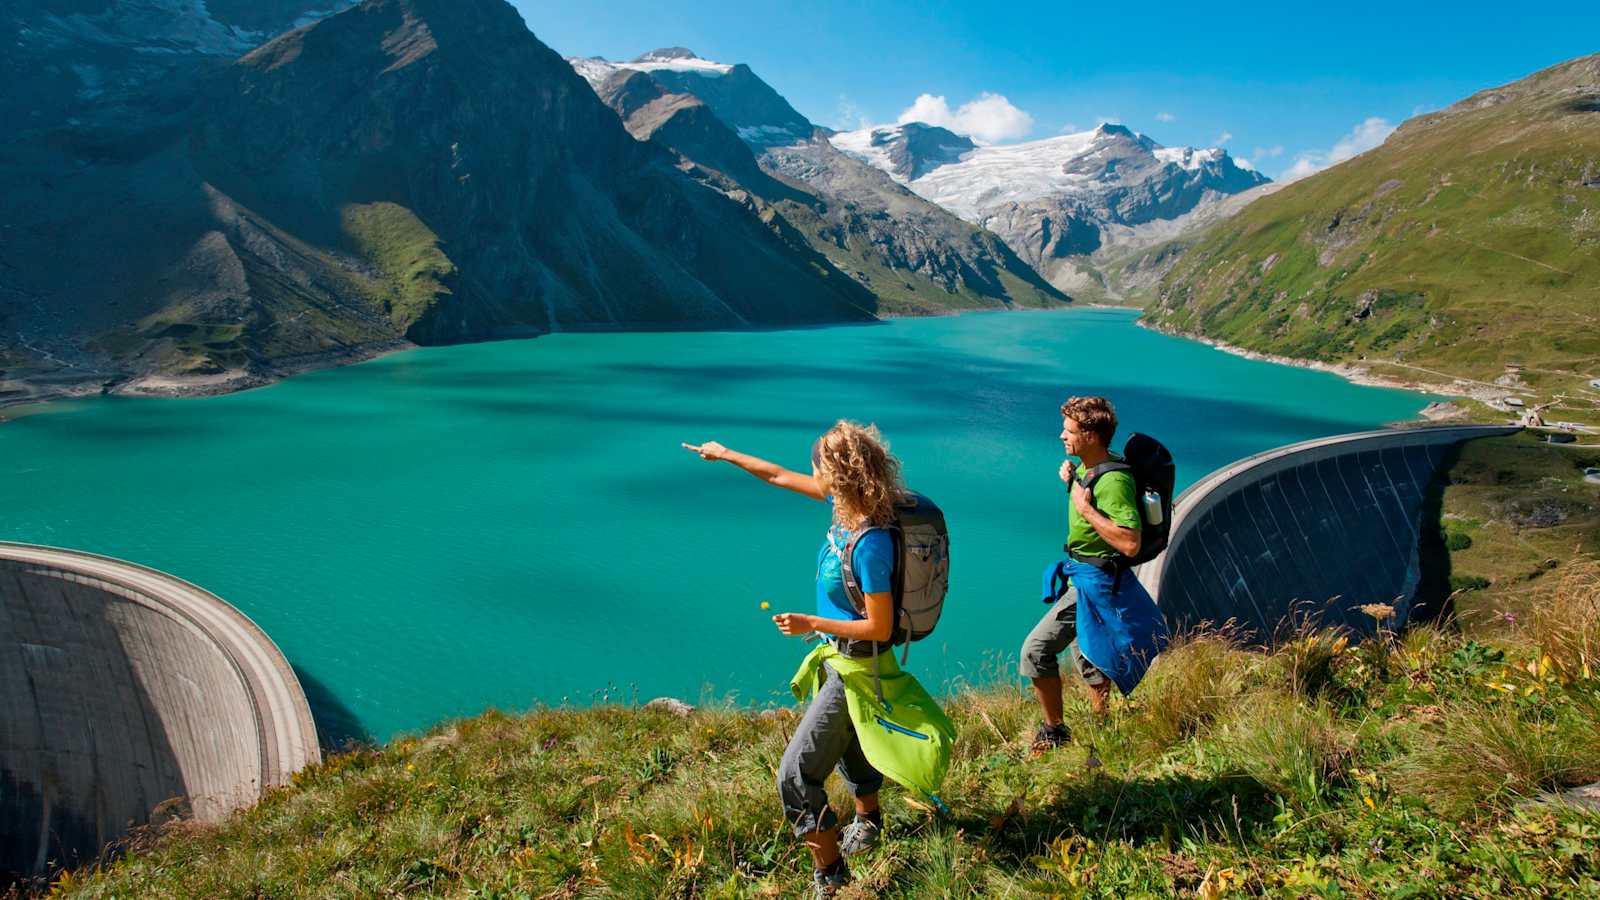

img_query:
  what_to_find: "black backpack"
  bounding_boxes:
[1077,432,1175,568]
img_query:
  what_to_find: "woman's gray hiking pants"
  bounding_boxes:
[778,663,885,836]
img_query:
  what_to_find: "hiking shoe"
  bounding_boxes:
[813,861,850,898]
[1031,722,1070,751]
[840,815,881,855]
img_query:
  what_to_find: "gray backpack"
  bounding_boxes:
[832,492,950,662]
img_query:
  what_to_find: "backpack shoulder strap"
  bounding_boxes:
[1074,459,1136,592]
[1081,458,1132,490]
[830,525,885,613]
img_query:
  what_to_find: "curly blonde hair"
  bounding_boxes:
[812,420,906,529]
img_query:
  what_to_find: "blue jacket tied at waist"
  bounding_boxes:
[1042,557,1169,695]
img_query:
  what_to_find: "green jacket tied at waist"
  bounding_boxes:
[789,643,956,806]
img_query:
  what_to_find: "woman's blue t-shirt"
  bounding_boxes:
[816,524,895,621]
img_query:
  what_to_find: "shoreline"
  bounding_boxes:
[0,339,415,422]
[5,310,1485,425]
[1133,321,1521,422]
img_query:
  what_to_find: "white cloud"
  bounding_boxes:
[1058,121,1081,134]
[1093,113,1122,125]
[1252,144,1285,160]
[1281,156,1323,182]
[1214,130,1234,145]
[1280,116,1396,182]
[896,92,1034,144]
[833,94,871,131]
[1328,117,1394,162]
[1236,157,1255,171]
[1155,111,1176,122]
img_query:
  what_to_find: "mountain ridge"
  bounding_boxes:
[831,121,1270,301]
[1144,52,1600,398]
[570,51,1069,315]
[1,0,891,406]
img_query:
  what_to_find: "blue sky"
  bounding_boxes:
[515,1,1596,180]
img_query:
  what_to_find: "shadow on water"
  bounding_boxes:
[497,352,1393,440]
[453,395,840,434]
[292,664,373,751]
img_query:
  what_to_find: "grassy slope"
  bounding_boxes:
[1146,55,1600,402]
[1439,433,1600,626]
[87,212,405,378]
[48,571,1600,898]
[1087,238,1196,308]
[339,203,457,333]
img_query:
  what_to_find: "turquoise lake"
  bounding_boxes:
[0,309,1430,741]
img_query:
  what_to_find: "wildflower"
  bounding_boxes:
[1356,603,1396,622]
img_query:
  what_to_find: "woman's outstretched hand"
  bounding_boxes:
[682,441,727,461]
[772,612,816,636]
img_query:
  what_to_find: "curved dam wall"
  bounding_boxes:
[0,543,319,877]
[1140,425,1520,641]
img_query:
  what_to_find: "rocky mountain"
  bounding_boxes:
[823,122,977,182]
[573,48,814,148]
[1,0,355,401]
[570,51,1066,314]
[1145,53,1600,389]
[0,0,881,405]
[2,1,350,140]
[591,67,774,190]
[832,122,1271,301]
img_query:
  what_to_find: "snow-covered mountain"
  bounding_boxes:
[828,123,978,182]
[568,48,813,147]
[833,122,1264,223]
[830,122,1271,299]
[566,50,1066,313]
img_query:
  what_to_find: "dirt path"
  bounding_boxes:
[1372,361,1535,394]
[1444,234,1575,277]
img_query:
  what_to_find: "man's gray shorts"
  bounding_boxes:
[777,663,885,836]
[1019,584,1107,684]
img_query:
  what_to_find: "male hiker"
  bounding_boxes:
[1019,396,1170,750]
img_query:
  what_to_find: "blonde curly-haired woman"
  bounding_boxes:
[683,420,903,898]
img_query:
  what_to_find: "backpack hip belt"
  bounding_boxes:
[1064,549,1129,594]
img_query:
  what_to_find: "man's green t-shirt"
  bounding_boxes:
[1067,464,1140,559]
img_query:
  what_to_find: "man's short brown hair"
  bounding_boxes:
[1061,396,1117,445]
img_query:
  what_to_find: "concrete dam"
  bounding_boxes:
[0,543,319,878]
[1141,424,1520,640]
